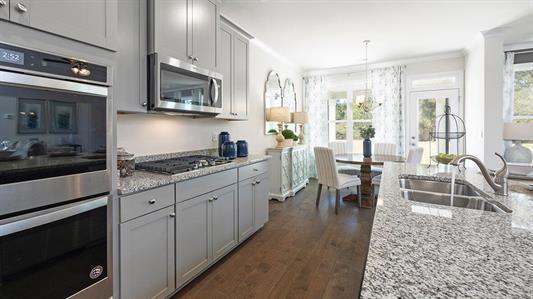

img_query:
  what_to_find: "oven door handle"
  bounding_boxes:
[0,70,108,96]
[0,196,108,237]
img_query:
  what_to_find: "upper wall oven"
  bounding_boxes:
[0,42,111,217]
[148,53,222,114]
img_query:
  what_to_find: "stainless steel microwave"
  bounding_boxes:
[148,53,222,114]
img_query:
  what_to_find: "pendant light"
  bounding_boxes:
[357,40,381,112]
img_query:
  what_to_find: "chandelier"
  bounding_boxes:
[355,40,381,112]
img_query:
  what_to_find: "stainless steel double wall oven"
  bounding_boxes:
[0,42,112,299]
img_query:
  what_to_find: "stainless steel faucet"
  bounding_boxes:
[450,152,509,196]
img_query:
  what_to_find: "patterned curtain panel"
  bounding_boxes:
[304,75,328,178]
[371,65,406,155]
[503,52,515,122]
[502,52,515,149]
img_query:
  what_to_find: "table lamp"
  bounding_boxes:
[267,107,291,147]
[503,122,533,163]
[292,112,309,145]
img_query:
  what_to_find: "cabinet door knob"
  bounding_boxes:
[141,101,147,107]
[256,180,261,184]
[148,199,156,204]
[252,182,256,186]
[169,213,176,218]
[193,57,199,62]
[208,197,213,202]
[188,55,194,60]
[16,3,27,13]
[213,196,218,201]
[0,0,7,7]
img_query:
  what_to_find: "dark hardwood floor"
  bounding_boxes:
[173,179,375,299]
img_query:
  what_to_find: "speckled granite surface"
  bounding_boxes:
[118,154,270,195]
[360,163,533,298]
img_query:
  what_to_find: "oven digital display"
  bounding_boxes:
[0,48,24,65]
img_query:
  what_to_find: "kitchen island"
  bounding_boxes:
[360,162,533,298]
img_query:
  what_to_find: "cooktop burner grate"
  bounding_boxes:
[135,155,231,175]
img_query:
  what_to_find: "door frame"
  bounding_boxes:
[404,71,465,157]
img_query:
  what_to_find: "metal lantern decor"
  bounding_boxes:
[428,101,466,166]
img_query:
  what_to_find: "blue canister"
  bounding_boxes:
[236,140,248,157]
[222,141,237,159]
[218,132,230,157]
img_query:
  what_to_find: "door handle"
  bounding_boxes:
[209,78,219,106]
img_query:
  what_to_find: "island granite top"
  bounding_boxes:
[118,155,270,195]
[360,162,533,298]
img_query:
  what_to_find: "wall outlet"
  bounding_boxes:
[212,132,218,143]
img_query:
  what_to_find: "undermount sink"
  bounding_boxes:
[399,178,480,196]
[399,177,511,213]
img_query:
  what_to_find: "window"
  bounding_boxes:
[328,89,373,153]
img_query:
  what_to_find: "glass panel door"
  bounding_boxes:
[408,89,461,164]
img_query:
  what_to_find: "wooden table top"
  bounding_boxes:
[335,153,405,165]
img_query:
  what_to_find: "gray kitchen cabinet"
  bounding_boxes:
[8,0,117,50]
[176,192,211,287]
[216,17,251,120]
[211,184,238,261]
[254,173,270,230]
[176,183,238,287]
[0,0,9,20]
[150,0,218,70]
[238,177,255,242]
[120,206,176,299]
[116,0,148,112]
[191,0,218,71]
[150,0,188,62]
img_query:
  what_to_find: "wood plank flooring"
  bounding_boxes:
[173,179,375,299]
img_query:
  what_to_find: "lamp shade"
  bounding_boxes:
[503,122,533,141]
[292,112,309,124]
[267,107,290,123]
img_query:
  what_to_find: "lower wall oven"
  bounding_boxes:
[0,196,111,299]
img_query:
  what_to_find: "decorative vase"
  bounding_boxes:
[236,140,248,157]
[363,138,372,158]
[218,132,230,157]
[222,141,237,159]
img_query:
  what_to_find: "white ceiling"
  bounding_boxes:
[220,0,533,70]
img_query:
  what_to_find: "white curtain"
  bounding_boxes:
[503,52,515,123]
[304,75,328,178]
[371,65,406,155]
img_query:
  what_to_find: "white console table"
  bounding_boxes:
[267,146,309,201]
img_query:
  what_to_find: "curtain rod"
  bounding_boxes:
[505,48,533,54]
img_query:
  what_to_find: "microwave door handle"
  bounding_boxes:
[209,78,219,106]
[0,196,107,237]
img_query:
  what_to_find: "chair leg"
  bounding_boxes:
[357,185,362,208]
[316,184,323,207]
[335,189,340,214]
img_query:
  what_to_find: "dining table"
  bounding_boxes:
[335,153,405,208]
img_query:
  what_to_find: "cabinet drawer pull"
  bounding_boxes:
[0,0,7,7]
[256,180,261,184]
[16,3,27,12]
[252,182,256,186]
[208,197,214,202]
[148,199,156,204]
[213,196,218,201]
[169,213,176,218]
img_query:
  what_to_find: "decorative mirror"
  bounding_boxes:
[264,71,283,135]
[282,78,297,132]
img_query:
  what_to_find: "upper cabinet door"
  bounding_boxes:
[191,0,218,70]
[233,33,249,118]
[0,0,9,20]
[10,0,117,50]
[151,0,189,61]
[217,22,233,118]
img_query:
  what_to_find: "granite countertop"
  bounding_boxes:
[360,163,533,298]
[118,155,270,195]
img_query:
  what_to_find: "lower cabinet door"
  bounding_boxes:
[176,193,211,287]
[254,173,270,230]
[238,177,255,242]
[120,206,175,299]
[211,184,238,261]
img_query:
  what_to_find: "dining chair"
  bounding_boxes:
[374,142,397,156]
[371,147,424,204]
[314,147,362,214]
[329,141,360,176]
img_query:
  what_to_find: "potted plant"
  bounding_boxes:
[281,129,298,147]
[359,125,376,158]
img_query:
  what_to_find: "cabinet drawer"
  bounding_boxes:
[120,185,175,222]
[239,161,268,181]
[176,169,237,203]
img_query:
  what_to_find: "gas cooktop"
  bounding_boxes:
[135,155,232,175]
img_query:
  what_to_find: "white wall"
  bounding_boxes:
[405,56,464,76]
[117,40,303,156]
[464,33,505,170]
